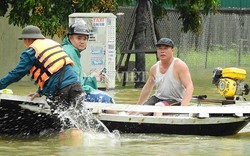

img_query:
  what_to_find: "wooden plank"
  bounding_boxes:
[2,94,250,114]
[192,95,236,104]
[84,102,250,114]
[121,49,157,54]
[0,94,47,105]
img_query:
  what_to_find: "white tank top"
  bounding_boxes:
[154,58,185,102]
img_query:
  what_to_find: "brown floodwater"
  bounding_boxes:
[1,81,250,156]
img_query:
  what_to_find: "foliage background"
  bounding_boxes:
[0,0,219,37]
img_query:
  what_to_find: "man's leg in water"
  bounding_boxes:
[47,83,85,135]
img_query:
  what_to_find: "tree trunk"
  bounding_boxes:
[134,0,147,88]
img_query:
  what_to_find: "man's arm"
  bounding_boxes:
[0,49,35,90]
[137,65,156,105]
[177,60,194,106]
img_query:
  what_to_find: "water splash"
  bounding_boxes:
[51,96,119,139]
[82,130,121,147]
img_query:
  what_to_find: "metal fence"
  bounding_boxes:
[116,7,250,69]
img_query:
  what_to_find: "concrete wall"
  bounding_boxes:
[0,16,25,79]
[0,16,62,81]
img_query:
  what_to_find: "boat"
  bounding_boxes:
[1,94,250,137]
[87,100,250,136]
[0,94,58,137]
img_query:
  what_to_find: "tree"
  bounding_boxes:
[0,0,219,38]
[133,0,219,87]
[134,0,147,88]
[0,0,118,38]
[0,0,219,87]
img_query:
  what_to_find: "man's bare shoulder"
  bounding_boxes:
[174,58,189,71]
[147,62,157,72]
[148,63,158,77]
[175,58,188,66]
[150,63,157,70]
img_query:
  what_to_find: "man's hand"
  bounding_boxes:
[95,68,107,82]
[28,92,41,100]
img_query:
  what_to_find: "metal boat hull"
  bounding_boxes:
[0,99,59,137]
[1,94,250,136]
[101,119,249,136]
[95,113,250,136]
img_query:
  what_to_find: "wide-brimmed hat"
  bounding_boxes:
[18,25,45,40]
[156,38,174,48]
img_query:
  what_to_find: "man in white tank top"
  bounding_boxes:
[135,38,194,115]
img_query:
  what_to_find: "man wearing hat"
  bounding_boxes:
[62,23,115,105]
[0,25,84,111]
[134,38,194,116]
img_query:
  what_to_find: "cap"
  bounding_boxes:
[156,38,174,48]
[68,23,90,36]
[18,25,45,40]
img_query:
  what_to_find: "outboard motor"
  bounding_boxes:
[212,67,249,100]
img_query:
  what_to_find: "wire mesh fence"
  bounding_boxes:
[116,7,250,69]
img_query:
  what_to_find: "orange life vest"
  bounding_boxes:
[29,39,74,90]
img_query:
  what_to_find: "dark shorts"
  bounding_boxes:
[143,96,181,106]
[47,83,84,111]
[46,83,85,131]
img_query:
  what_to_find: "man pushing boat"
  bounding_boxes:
[0,25,84,110]
[0,25,89,137]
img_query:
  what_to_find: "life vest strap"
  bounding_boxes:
[37,45,61,59]
[41,50,65,65]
